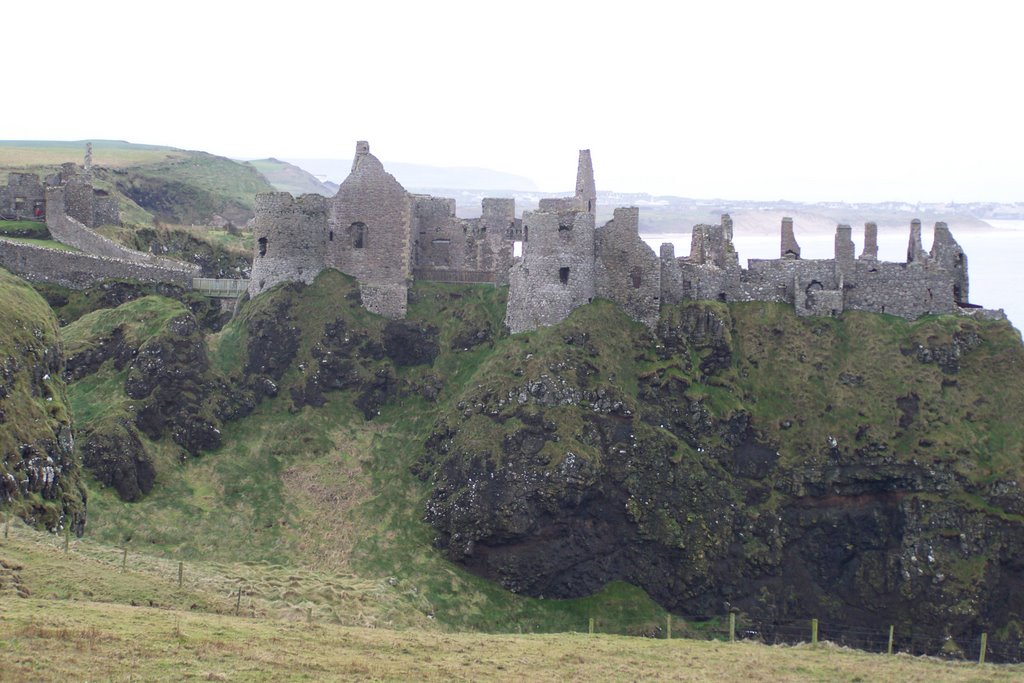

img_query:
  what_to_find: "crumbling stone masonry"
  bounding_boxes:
[249,142,987,330]
[661,216,973,320]
[0,146,199,289]
[249,141,517,318]
[505,152,662,333]
[0,239,195,289]
[0,173,46,220]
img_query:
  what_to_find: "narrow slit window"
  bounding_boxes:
[630,266,642,289]
[559,267,570,284]
[350,222,366,248]
[258,237,268,257]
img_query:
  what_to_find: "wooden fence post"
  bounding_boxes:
[178,561,183,588]
[588,617,595,635]
[666,614,672,640]
[122,547,127,573]
[979,632,988,665]
[887,625,894,655]
[3,511,8,540]
[811,618,819,646]
[729,613,736,642]
[235,582,243,616]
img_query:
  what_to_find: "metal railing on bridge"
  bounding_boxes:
[192,278,249,298]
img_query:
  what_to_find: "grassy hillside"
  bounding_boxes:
[0,268,85,531]
[2,522,1020,681]
[247,158,332,197]
[60,273,667,635]
[0,140,187,168]
[7,264,1014,674]
[0,139,274,229]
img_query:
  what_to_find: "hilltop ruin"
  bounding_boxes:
[250,141,987,330]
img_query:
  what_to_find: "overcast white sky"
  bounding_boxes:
[5,1,1022,202]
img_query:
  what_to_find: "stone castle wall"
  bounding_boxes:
[0,239,195,289]
[61,176,119,228]
[249,192,326,297]
[0,154,200,291]
[247,143,983,331]
[505,209,596,334]
[44,186,185,272]
[411,195,515,283]
[661,216,972,321]
[0,173,46,220]
[250,142,520,318]
[327,145,413,319]
[594,207,661,329]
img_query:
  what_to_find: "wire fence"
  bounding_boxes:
[5,517,1022,665]
[720,616,1022,664]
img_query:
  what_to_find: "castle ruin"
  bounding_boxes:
[251,141,978,330]
[249,142,516,318]
[0,148,199,288]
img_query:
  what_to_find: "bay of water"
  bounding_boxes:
[642,220,1024,332]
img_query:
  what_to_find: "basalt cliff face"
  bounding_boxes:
[415,299,1024,645]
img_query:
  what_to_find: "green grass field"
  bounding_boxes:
[0,140,187,168]
[1,521,1019,682]
[0,236,80,252]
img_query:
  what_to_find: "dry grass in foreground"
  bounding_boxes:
[1,598,1022,682]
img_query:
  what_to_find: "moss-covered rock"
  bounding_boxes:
[416,298,1024,649]
[0,267,86,533]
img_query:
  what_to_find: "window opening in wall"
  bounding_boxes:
[559,267,570,284]
[630,267,642,289]
[432,239,451,245]
[258,237,267,257]
[588,200,592,212]
[329,230,334,242]
[350,222,366,248]
[558,222,572,232]
[14,197,25,211]
[523,226,529,242]
[513,241,523,257]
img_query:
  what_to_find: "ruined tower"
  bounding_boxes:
[575,149,596,215]
[248,193,327,298]
[781,217,801,259]
[930,222,969,305]
[907,219,929,264]
[327,141,413,319]
[860,222,878,260]
[505,151,600,333]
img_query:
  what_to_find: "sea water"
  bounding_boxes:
[642,220,1024,332]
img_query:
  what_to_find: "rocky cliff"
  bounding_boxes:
[0,267,86,533]
[415,299,1024,648]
